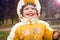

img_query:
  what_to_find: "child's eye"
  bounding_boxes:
[24,7,35,10]
[31,8,35,10]
[24,8,29,10]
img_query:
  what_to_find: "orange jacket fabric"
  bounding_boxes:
[7,20,60,40]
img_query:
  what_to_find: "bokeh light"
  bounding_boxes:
[57,0,60,3]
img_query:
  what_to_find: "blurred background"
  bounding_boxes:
[0,0,60,40]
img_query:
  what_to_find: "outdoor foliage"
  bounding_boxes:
[0,31,9,40]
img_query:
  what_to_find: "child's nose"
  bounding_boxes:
[28,8,33,12]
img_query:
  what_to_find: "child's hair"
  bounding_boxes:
[20,3,38,16]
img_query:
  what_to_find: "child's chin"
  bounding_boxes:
[28,17,36,20]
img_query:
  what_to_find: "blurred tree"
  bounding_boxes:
[0,0,6,24]
[0,0,19,24]
[8,0,19,24]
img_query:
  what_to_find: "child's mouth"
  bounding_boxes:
[26,13,35,16]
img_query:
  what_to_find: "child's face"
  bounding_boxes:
[23,5,38,19]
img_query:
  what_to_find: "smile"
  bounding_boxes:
[26,13,35,16]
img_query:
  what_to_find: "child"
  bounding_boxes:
[7,0,60,40]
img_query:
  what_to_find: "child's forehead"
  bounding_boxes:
[24,5,35,8]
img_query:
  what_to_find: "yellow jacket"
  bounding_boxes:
[7,20,60,40]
